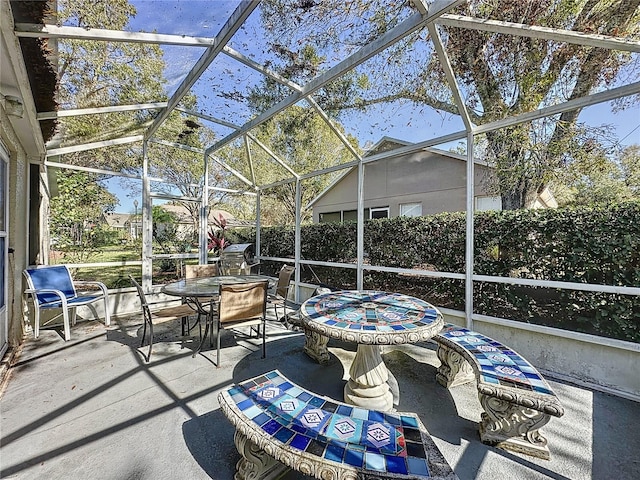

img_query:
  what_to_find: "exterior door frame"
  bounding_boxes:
[0,142,9,358]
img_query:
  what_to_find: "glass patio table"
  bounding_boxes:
[162,275,274,355]
[300,290,443,411]
[161,274,273,298]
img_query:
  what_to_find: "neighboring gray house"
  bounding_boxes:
[310,137,556,223]
[103,212,134,239]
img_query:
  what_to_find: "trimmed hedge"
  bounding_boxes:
[237,202,640,343]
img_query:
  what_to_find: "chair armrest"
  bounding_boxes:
[24,288,68,306]
[74,281,108,295]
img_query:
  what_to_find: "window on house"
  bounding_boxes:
[400,202,422,217]
[342,210,357,222]
[319,209,372,223]
[369,207,389,219]
[319,212,341,223]
[475,196,502,212]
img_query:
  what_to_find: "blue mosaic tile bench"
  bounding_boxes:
[432,324,564,459]
[218,369,458,480]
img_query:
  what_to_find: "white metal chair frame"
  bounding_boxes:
[23,265,110,341]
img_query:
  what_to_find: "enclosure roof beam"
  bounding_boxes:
[246,134,300,179]
[46,135,143,157]
[15,23,217,46]
[175,107,240,131]
[210,154,257,191]
[412,0,428,15]
[299,159,360,182]
[427,23,473,131]
[149,138,204,154]
[208,185,257,196]
[205,0,466,156]
[244,136,256,185]
[149,192,200,202]
[361,130,467,165]
[221,46,362,161]
[259,177,296,190]
[44,160,147,180]
[437,14,640,53]
[306,97,363,161]
[144,0,260,141]
[37,102,168,120]
[473,81,640,136]
[222,45,301,91]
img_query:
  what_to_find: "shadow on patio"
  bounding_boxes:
[1,315,638,479]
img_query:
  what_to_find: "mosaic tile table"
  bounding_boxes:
[300,291,444,411]
[218,370,458,480]
[433,324,565,459]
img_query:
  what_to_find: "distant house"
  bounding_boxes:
[104,206,251,241]
[310,137,556,223]
[158,204,252,236]
[103,212,136,239]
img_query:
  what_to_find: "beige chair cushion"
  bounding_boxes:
[185,264,218,279]
[219,281,267,325]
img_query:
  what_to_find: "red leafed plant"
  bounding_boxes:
[207,213,230,254]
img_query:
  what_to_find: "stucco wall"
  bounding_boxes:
[313,150,494,221]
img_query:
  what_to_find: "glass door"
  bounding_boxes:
[0,144,8,357]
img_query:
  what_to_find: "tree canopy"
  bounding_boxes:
[256,0,640,209]
[54,0,225,233]
[554,143,640,205]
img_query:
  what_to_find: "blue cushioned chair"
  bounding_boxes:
[23,265,111,341]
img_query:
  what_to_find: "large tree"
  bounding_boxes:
[55,0,222,234]
[49,170,118,263]
[56,0,166,167]
[257,0,640,209]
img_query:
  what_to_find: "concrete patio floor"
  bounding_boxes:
[1,312,639,480]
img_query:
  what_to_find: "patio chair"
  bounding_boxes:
[212,280,268,366]
[285,286,332,331]
[185,264,218,279]
[129,275,196,362]
[267,265,295,326]
[23,265,111,341]
[183,264,219,338]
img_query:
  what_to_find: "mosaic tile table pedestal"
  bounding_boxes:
[301,291,443,412]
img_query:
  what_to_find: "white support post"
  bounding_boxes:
[256,191,261,261]
[142,141,153,290]
[465,131,474,330]
[357,160,365,290]
[294,179,302,302]
[200,152,209,265]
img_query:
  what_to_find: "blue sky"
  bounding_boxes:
[108,1,639,213]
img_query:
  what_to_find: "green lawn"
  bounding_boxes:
[53,244,200,289]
